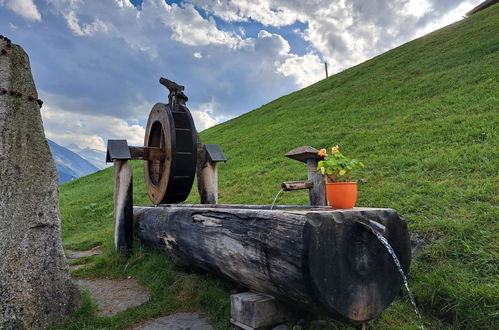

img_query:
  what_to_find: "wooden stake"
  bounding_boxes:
[113,160,133,254]
[198,161,219,204]
[307,158,326,206]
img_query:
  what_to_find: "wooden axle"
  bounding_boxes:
[128,146,165,161]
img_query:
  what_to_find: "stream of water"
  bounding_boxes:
[370,229,425,329]
[270,188,284,210]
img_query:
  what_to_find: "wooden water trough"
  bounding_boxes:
[107,78,412,323]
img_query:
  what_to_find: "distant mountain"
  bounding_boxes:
[47,139,99,184]
[65,143,109,170]
[66,143,82,153]
[77,148,110,170]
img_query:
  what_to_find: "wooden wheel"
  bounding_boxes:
[144,103,198,204]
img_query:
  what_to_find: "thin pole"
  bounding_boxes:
[325,62,329,78]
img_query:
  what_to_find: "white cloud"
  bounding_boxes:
[5,0,41,21]
[277,53,324,87]
[191,98,231,131]
[41,93,145,151]
[167,3,246,48]
[6,0,482,151]
[64,11,110,36]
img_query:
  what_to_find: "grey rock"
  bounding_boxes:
[0,40,81,328]
[134,312,213,330]
[65,247,102,260]
[77,278,150,316]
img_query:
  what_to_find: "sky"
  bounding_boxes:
[0,0,483,151]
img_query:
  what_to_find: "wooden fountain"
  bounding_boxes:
[106,78,411,323]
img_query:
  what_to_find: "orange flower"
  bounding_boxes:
[318,148,327,157]
[331,145,339,153]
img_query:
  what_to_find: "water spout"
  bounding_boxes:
[356,220,425,329]
[270,188,284,210]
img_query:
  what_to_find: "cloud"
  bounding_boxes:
[40,92,146,151]
[189,0,483,73]
[64,11,110,36]
[277,53,324,87]
[1,0,482,151]
[190,98,231,131]
[4,0,41,21]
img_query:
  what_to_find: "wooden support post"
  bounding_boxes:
[198,160,219,204]
[113,160,133,254]
[307,158,326,206]
[197,144,227,204]
[284,146,327,206]
[107,139,134,254]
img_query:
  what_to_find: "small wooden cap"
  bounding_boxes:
[204,144,227,163]
[285,146,323,163]
[106,139,131,163]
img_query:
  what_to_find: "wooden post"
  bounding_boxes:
[198,160,219,204]
[113,160,133,254]
[284,146,327,206]
[197,144,226,204]
[325,62,328,78]
[107,139,134,254]
[307,158,326,206]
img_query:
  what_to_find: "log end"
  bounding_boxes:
[303,209,411,322]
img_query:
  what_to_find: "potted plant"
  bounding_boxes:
[317,145,364,208]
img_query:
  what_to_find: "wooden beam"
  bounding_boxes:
[128,146,165,161]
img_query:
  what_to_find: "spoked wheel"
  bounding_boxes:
[143,102,198,204]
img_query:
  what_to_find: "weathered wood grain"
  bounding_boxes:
[197,161,218,204]
[134,206,411,322]
[307,159,326,206]
[281,180,313,191]
[129,146,165,160]
[114,160,133,254]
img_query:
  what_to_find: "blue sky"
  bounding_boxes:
[0,0,482,151]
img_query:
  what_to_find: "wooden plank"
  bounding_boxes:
[134,206,411,322]
[113,160,133,254]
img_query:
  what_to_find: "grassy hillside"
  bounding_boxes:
[57,6,498,329]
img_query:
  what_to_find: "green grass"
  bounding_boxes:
[56,6,498,329]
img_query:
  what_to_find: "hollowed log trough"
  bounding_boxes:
[134,205,411,323]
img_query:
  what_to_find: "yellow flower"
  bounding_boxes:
[320,167,325,175]
[339,170,346,176]
[318,148,327,157]
[331,145,339,153]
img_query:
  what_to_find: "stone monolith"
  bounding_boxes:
[0,38,81,328]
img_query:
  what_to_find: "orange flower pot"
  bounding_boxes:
[326,182,358,209]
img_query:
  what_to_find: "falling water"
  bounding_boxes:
[371,229,425,329]
[270,188,284,210]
